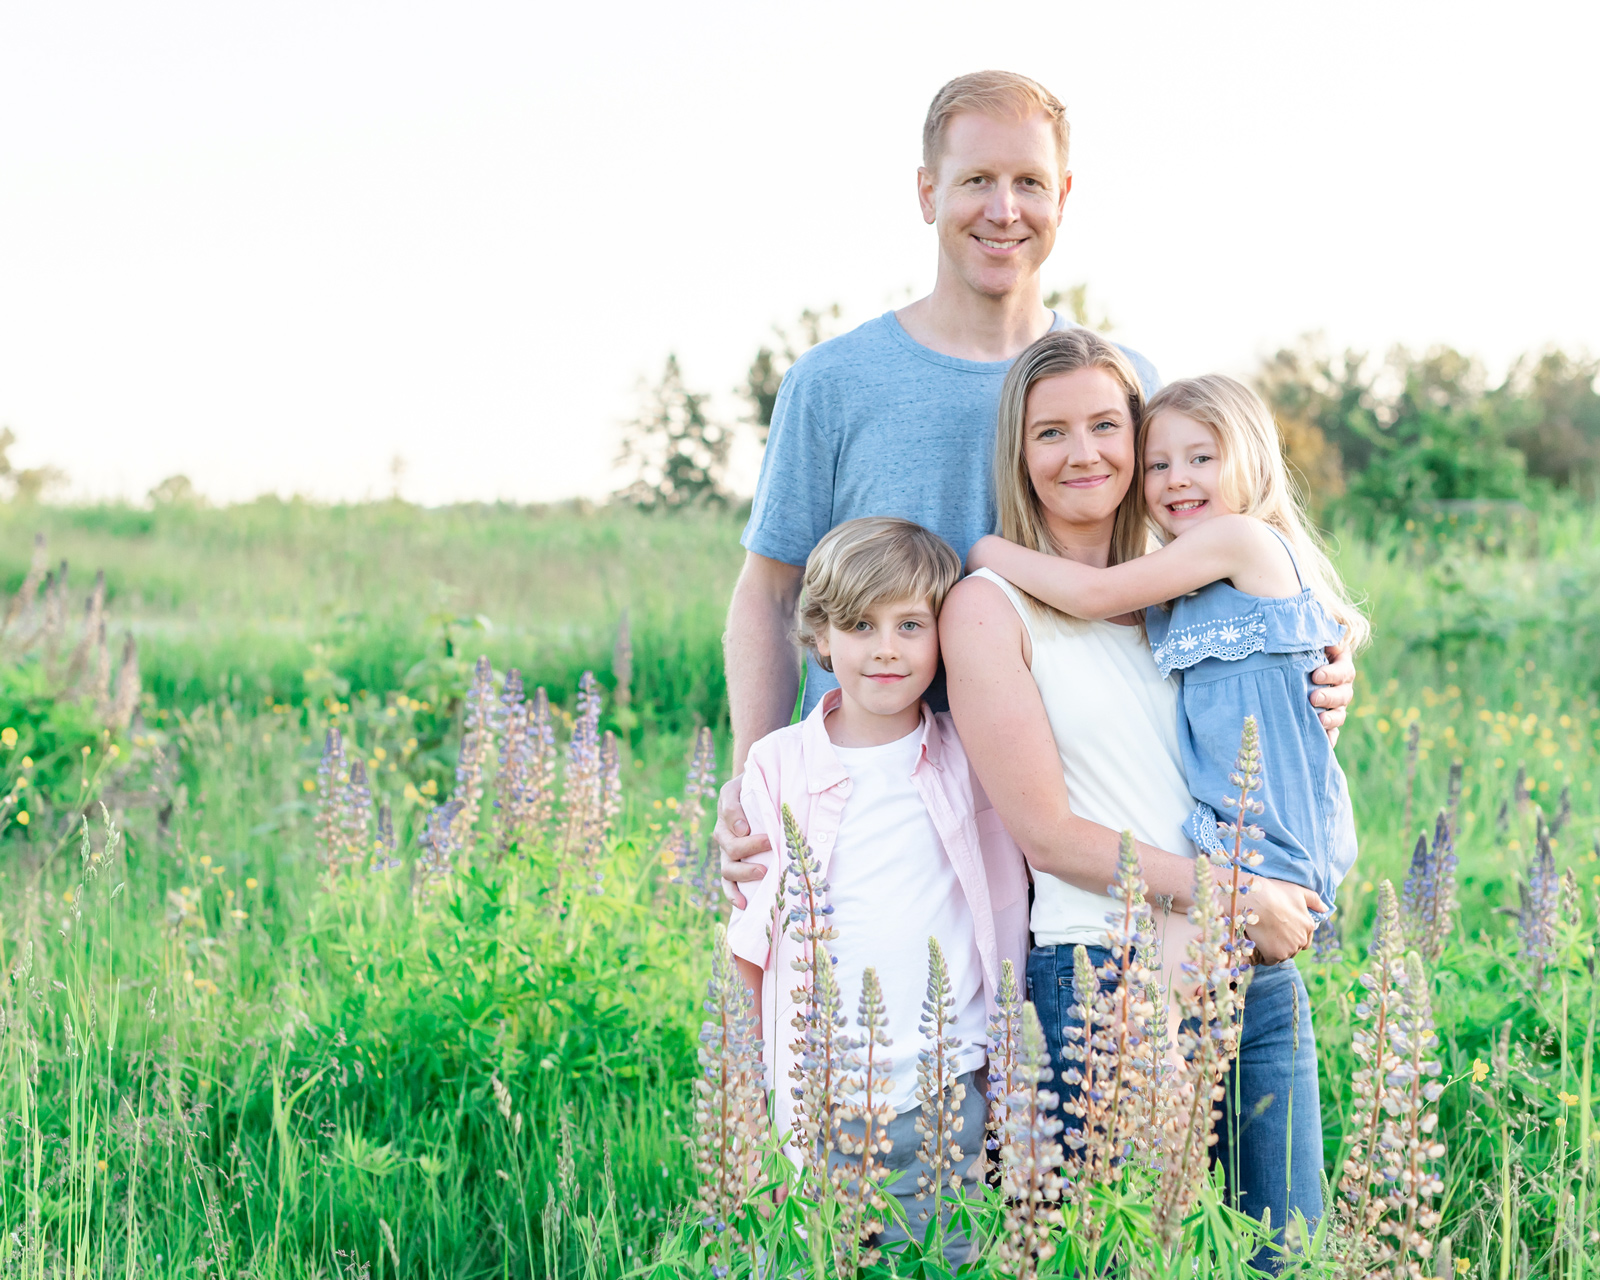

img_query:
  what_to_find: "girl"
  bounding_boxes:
[966,373,1366,921]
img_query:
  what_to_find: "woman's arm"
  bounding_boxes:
[966,516,1290,621]
[941,576,1212,906]
[939,575,1321,962]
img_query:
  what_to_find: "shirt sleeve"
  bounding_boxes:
[724,754,786,968]
[741,361,839,567]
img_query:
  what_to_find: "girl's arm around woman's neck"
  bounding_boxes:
[965,515,1300,621]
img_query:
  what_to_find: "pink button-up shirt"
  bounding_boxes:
[726,689,1030,1150]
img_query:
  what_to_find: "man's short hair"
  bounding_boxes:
[795,517,962,673]
[922,70,1070,180]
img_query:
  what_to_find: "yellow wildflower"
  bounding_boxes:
[1471,1058,1490,1084]
[0,727,15,748]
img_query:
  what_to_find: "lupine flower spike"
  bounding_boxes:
[1373,949,1446,1275]
[693,924,767,1270]
[913,937,967,1225]
[315,728,352,887]
[832,966,895,1267]
[1212,716,1265,977]
[984,959,1023,1174]
[556,673,616,895]
[1152,854,1239,1246]
[450,655,497,843]
[998,1002,1065,1280]
[1401,810,1459,964]
[1338,880,1406,1246]
[1515,812,1561,989]
[340,759,372,867]
[371,802,401,872]
[493,669,534,857]
[1312,911,1344,964]
[1445,759,1463,837]
[416,800,466,899]
[778,803,844,1183]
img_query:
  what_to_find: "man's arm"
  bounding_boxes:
[716,552,804,909]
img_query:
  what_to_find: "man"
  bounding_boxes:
[718,70,1353,905]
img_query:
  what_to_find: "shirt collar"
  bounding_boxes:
[800,687,942,793]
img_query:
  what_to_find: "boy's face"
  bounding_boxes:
[815,595,940,721]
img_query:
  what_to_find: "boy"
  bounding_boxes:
[726,516,1029,1262]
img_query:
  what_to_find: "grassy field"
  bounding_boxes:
[1,499,1599,1277]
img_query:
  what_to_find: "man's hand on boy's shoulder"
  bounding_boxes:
[716,775,770,911]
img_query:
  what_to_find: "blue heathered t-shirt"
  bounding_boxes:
[741,309,1161,714]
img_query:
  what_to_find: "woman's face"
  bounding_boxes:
[1021,368,1136,536]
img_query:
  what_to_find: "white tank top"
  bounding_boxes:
[968,568,1197,946]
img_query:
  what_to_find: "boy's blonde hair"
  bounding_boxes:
[992,328,1151,619]
[922,70,1070,180]
[1144,374,1371,651]
[796,517,962,673]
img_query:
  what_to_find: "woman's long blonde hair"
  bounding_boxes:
[993,328,1151,588]
[1145,374,1371,650]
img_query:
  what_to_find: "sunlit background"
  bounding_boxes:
[2,1,1596,504]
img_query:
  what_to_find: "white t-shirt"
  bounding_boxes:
[968,569,1198,946]
[826,725,989,1113]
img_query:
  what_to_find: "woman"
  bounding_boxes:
[939,328,1328,1246]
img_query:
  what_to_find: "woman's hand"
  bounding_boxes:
[1240,875,1324,965]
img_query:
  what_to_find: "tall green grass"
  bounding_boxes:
[0,501,1597,1276]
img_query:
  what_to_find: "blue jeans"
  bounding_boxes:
[1026,945,1323,1265]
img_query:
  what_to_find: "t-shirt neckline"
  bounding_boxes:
[879,309,1068,373]
[828,721,924,761]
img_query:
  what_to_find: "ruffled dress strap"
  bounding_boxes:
[1148,528,1346,679]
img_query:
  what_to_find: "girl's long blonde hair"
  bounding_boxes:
[1145,374,1370,651]
[993,328,1151,599]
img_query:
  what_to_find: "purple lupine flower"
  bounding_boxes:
[691,924,766,1263]
[493,667,531,858]
[1212,716,1267,975]
[339,758,372,869]
[984,959,1022,1166]
[1312,911,1344,963]
[1516,813,1561,988]
[416,799,466,899]
[1401,810,1458,964]
[315,727,348,883]
[450,655,496,841]
[998,1003,1065,1274]
[370,802,401,872]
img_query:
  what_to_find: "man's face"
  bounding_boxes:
[918,110,1070,301]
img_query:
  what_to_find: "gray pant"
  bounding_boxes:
[827,1069,986,1267]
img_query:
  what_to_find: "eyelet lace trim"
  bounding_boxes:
[1151,615,1269,677]
[1187,804,1225,857]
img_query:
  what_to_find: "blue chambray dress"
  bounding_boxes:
[1142,532,1358,915]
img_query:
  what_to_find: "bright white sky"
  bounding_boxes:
[2,2,1597,505]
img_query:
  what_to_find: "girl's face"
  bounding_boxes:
[1022,368,1137,538]
[1142,409,1237,538]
